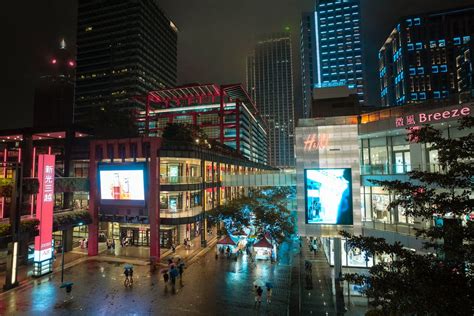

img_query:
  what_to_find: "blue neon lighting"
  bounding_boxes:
[454,37,461,45]
[315,11,322,84]
[432,65,439,73]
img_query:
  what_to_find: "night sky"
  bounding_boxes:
[1,0,473,129]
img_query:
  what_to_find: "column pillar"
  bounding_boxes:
[149,140,160,269]
[333,237,342,279]
[88,143,99,256]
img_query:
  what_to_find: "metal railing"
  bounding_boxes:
[160,206,203,218]
[361,164,446,175]
[362,220,432,237]
[159,176,202,184]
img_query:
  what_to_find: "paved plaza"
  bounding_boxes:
[0,239,366,315]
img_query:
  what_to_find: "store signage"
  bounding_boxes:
[304,134,329,151]
[395,106,471,127]
[34,154,55,263]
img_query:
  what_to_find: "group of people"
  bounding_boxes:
[183,238,193,250]
[254,285,272,307]
[162,258,185,288]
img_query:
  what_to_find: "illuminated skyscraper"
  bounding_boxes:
[379,6,474,106]
[247,32,295,168]
[301,0,365,116]
[74,0,178,125]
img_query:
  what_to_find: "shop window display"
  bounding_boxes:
[371,187,390,222]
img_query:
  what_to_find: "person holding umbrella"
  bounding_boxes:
[265,282,273,303]
[169,265,179,288]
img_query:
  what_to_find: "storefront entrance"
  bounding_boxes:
[119,225,150,246]
[160,225,178,248]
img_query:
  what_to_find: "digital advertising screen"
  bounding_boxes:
[304,168,353,225]
[98,163,146,207]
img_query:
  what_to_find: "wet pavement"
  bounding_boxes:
[0,238,367,315]
[0,240,292,315]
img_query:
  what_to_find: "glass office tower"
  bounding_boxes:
[301,0,365,116]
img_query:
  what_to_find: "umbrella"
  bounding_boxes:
[60,282,74,288]
[253,279,265,287]
[124,264,133,269]
[265,282,273,289]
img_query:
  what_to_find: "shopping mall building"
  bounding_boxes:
[295,101,472,270]
[0,85,274,272]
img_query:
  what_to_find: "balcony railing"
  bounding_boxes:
[159,176,202,185]
[160,206,203,218]
[362,220,432,237]
[361,164,446,175]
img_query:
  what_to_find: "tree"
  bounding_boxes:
[341,117,473,315]
[208,187,296,243]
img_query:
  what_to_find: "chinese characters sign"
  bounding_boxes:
[395,106,471,127]
[34,154,55,263]
[304,134,329,151]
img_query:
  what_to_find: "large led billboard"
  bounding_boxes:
[304,168,353,225]
[98,163,146,207]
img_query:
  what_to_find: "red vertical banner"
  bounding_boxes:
[34,154,55,263]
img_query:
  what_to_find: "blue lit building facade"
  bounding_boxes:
[379,6,474,107]
[300,0,365,117]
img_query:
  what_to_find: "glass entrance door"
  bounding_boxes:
[394,151,410,173]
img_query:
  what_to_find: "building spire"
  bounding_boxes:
[60,38,66,49]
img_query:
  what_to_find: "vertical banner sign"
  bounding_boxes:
[34,154,55,264]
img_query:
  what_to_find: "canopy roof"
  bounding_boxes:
[217,235,237,245]
[253,237,273,248]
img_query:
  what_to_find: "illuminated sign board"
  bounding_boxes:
[304,134,329,151]
[34,154,55,263]
[98,163,146,207]
[304,168,353,225]
[395,106,471,127]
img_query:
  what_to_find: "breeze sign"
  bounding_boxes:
[395,106,471,127]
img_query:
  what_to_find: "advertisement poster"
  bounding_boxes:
[34,154,55,263]
[305,168,353,225]
[99,169,145,201]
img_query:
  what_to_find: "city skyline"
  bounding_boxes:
[1,0,474,129]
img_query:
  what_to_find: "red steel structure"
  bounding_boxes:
[135,83,268,164]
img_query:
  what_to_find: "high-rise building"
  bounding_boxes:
[246,55,257,104]
[301,0,365,116]
[74,0,178,125]
[136,83,268,165]
[379,6,474,107]
[33,39,75,128]
[247,33,295,168]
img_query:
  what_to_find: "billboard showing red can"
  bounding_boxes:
[98,163,146,207]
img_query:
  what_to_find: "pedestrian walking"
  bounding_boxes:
[169,266,178,287]
[171,244,176,253]
[112,239,115,250]
[163,271,169,283]
[266,287,272,303]
[256,286,263,306]
[177,259,185,278]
